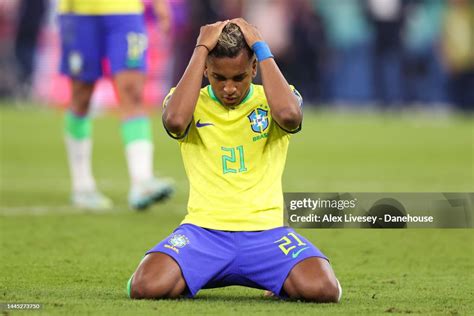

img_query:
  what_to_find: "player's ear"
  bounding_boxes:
[204,57,210,77]
[252,57,257,78]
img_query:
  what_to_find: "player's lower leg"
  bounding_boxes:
[264,278,341,301]
[65,110,112,210]
[121,116,173,210]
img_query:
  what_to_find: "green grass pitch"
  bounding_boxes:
[0,105,473,315]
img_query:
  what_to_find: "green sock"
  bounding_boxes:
[121,117,152,145]
[65,111,92,139]
[127,275,134,298]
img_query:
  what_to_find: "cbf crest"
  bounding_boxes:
[168,234,189,248]
[247,108,269,133]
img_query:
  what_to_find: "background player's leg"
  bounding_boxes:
[114,71,173,210]
[107,12,173,210]
[282,257,341,302]
[114,70,146,119]
[65,80,112,210]
[69,80,94,116]
[60,14,111,210]
[130,252,187,299]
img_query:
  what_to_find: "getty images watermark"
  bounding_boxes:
[284,193,473,228]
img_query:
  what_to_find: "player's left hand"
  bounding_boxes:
[231,18,264,47]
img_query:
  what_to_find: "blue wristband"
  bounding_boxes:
[252,41,274,62]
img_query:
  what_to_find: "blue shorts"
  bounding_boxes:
[146,224,328,298]
[59,14,147,82]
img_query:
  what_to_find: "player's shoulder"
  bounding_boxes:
[251,84,302,105]
[162,87,175,108]
[162,86,211,109]
[251,83,298,90]
[198,85,220,106]
[252,84,265,98]
[200,86,211,98]
[245,84,267,105]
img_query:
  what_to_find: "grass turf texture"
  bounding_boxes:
[0,106,473,315]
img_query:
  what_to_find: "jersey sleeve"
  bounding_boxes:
[291,85,303,108]
[161,88,191,140]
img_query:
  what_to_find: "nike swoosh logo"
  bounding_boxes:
[291,246,310,259]
[196,120,214,128]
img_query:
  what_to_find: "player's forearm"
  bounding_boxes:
[163,47,208,135]
[260,58,302,131]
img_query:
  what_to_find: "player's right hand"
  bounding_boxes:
[196,21,229,52]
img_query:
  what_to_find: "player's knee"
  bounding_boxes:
[291,276,340,303]
[130,274,177,299]
[71,82,94,114]
[129,274,156,299]
[116,80,142,105]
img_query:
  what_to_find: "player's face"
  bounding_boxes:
[205,51,257,107]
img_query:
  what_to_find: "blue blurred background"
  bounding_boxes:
[1,0,473,111]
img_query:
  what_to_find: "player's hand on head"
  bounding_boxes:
[231,18,264,47]
[196,20,229,52]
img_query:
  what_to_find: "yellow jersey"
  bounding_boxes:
[58,0,143,15]
[163,84,302,231]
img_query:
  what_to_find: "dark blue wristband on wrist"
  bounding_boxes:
[252,41,273,62]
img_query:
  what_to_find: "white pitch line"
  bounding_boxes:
[0,205,118,216]
[0,201,186,216]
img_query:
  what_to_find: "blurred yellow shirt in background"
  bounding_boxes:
[58,0,143,15]
[442,4,474,72]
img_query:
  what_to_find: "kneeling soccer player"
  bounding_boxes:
[127,18,341,302]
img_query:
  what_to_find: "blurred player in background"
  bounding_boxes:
[58,0,173,210]
[441,0,474,112]
[14,0,48,99]
[128,19,341,302]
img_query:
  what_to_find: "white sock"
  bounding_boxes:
[65,136,96,193]
[125,140,154,187]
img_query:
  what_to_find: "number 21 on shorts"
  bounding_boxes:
[274,232,307,255]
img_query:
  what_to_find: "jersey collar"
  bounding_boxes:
[207,84,254,106]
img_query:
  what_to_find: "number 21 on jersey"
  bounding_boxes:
[221,145,247,174]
